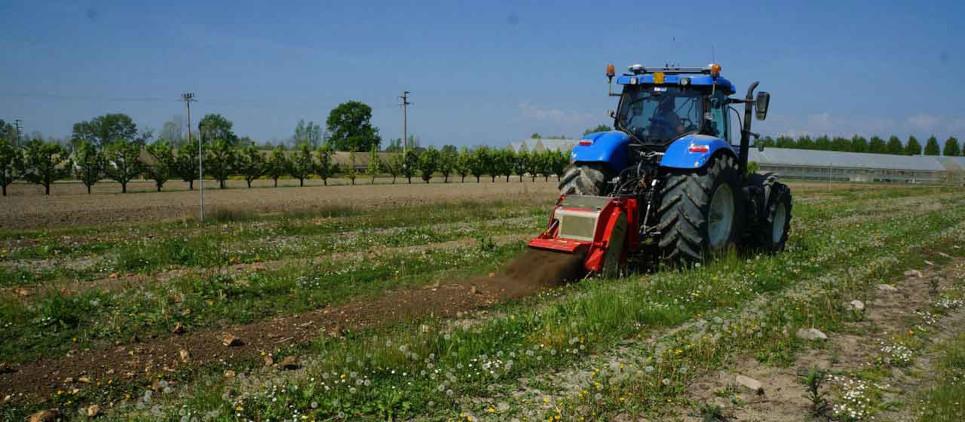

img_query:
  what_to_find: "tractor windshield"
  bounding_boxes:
[616,87,704,144]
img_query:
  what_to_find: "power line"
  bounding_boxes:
[182,92,202,223]
[13,119,22,146]
[400,91,411,161]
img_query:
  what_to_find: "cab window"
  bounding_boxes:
[706,92,729,142]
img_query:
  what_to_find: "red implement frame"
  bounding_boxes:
[528,195,638,273]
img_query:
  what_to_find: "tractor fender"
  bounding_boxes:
[570,131,631,173]
[659,134,737,169]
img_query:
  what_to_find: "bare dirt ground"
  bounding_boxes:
[0,249,585,401]
[1,179,559,229]
[679,257,965,421]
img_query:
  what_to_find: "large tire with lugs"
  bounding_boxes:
[753,178,792,252]
[558,164,607,196]
[657,154,744,266]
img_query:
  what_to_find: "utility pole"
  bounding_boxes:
[13,119,22,146]
[400,91,411,161]
[182,93,201,222]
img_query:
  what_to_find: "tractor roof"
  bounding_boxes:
[615,65,736,95]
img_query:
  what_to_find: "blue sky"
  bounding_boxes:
[1,0,962,147]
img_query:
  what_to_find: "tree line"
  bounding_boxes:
[0,113,570,196]
[758,134,962,157]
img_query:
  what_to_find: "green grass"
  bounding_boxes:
[915,332,965,421]
[0,200,547,286]
[107,188,965,420]
[0,184,962,420]
[0,241,524,364]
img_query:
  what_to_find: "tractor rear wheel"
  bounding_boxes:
[657,154,743,265]
[558,164,607,196]
[754,180,792,252]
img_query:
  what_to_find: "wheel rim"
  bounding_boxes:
[771,202,787,244]
[708,184,735,249]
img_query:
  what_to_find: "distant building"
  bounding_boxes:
[749,148,964,184]
[506,139,965,185]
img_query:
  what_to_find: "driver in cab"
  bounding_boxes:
[651,96,684,139]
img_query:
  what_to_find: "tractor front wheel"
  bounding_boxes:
[754,180,792,252]
[657,154,743,266]
[558,164,607,196]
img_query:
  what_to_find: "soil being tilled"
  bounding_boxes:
[0,249,585,402]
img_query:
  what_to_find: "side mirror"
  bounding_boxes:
[608,110,616,119]
[755,91,770,120]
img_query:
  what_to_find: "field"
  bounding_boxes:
[1,180,964,420]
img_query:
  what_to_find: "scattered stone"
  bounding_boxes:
[223,370,236,379]
[263,355,274,367]
[64,377,74,384]
[108,272,119,279]
[85,404,101,417]
[903,269,923,278]
[28,409,61,422]
[327,325,345,338]
[470,286,481,295]
[877,284,899,292]
[279,356,300,370]
[735,374,764,394]
[796,328,828,341]
[178,349,190,362]
[171,322,185,335]
[222,334,243,347]
[78,375,91,384]
[924,260,935,266]
[849,300,865,311]
[15,287,30,297]
[938,252,951,258]
[488,272,496,278]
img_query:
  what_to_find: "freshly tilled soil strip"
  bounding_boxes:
[0,249,584,401]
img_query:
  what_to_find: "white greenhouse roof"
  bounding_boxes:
[750,148,948,172]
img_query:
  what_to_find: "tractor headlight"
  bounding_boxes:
[679,77,690,86]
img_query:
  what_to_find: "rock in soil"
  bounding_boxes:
[224,370,236,379]
[85,404,101,417]
[849,300,865,311]
[178,349,190,362]
[735,374,764,394]
[222,334,243,347]
[263,355,274,367]
[28,409,61,422]
[470,286,481,295]
[903,269,923,278]
[279,356,300,370]
[877,284,899,292]
[796,328,828,341]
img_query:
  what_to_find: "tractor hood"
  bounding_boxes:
[571,130,631,172]
[659,134,737,169]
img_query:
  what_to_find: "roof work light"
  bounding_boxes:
[709,63,721,77]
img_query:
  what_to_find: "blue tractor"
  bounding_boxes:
[529,64,791,272]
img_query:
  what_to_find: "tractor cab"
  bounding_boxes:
[607,65,734,148]
[612,65,736,148]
